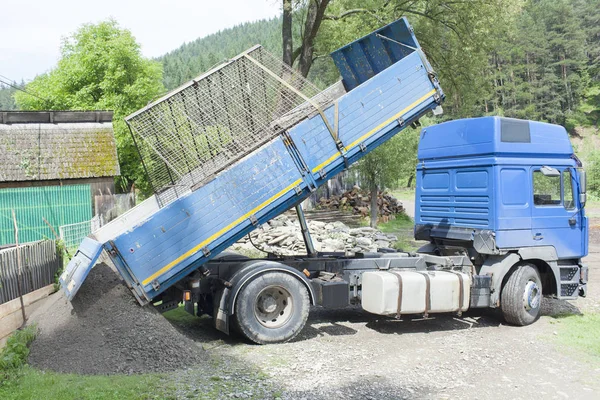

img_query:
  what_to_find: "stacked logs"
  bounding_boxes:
[317,186,404,220]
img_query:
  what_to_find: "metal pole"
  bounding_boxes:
[12,210,27,328]
[295,203,317,257]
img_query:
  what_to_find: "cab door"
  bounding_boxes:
[530,167,584,258]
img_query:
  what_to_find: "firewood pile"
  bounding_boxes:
[317,186,404,220]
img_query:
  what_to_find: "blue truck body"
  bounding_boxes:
[60,18,587,341]
[415,116,587,258]
[415,117,588,299]
[60,17,443,304]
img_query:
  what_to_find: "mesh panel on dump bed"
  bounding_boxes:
[126,45,344,207]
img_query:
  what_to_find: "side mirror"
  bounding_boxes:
[579,169,587,207]
[540,166,560,177]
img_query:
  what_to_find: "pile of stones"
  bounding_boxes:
[230,214,399,256]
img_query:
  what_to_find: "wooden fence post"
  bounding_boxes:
[11,210,27,328]
[43,217,71,260]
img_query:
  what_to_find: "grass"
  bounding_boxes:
[378,212,414,231]
[377,212,418,252]
[0,325,37,376]
[163,305,199,325]
[0,367,173,400]
[389,188,415,202]
[0,325,175,400]
[550,313,600,361]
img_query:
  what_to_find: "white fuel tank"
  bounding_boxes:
[361,270,470,316]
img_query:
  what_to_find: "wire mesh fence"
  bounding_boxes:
[0,239,62,304]
[59,220,94,250]
[56,191,136,251]
[126,45,344,207]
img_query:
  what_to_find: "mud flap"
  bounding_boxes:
[214,288,230,335]
[59,237,104,301]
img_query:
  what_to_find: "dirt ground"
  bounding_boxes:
[166,278,599,399]
[160,230,600,400]
[26,208,599,399]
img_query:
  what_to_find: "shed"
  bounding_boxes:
[0,111,120,245]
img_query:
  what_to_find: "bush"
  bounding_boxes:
[0,325,37,383]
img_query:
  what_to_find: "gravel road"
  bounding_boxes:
[26,206,598,399]
[164,242,599,399]
[164,210,598,399]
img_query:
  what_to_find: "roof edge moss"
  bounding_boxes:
[0,111,113,125]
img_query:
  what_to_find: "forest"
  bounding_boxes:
[0,81,20,110]
[3,0,599,198]
[159,0,599,129]
[159,0,600,200]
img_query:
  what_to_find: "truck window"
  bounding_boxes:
[533,171,561,206]
[563,170,575,210]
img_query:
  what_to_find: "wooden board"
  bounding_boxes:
[0,284,55,346]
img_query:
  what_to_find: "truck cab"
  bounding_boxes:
[415,116,588,307]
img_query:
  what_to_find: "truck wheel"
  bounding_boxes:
[233,272,309,344]
[501,263,542,326]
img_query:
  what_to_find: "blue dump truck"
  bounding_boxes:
[60,18,588,344]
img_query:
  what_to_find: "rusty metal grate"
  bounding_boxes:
[126,45,344,207]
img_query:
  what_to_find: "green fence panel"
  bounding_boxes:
[0,184,92,245]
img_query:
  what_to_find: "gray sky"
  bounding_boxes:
[0,0,281,82]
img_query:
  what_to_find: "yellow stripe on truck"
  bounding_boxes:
[311,89,437,173]
[142,178,303,286]
[143,89,437,286]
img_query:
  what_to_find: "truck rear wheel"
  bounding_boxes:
[233,272,310,344]
[501,263,542,326]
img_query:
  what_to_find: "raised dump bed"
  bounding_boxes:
[60,17,443,305]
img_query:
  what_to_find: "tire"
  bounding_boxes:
[233,272,310,344]
[501,263,542,326]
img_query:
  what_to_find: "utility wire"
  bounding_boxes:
[0,75,50,105]
[0,73,19,83]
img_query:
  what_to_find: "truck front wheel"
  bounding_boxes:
[233,272,310,344]
[501,263,542,326]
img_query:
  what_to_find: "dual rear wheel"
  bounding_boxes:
[232,272,310,344]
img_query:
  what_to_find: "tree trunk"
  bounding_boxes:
[406,174,414,188]
[370,184,378,228]
[282,0,293,67]
[297,0,330,77]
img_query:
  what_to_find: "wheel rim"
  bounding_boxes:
[523,280,541,311]
[254,285,293,328]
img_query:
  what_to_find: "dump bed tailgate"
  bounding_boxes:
[59,237,104,300]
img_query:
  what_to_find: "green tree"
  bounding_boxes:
[0,82,20,110]
[356,120,424,227]
[578,0,600,127]
[485,0,596,127]
[15,19,164,195]
[313,0,517,115]
[311,0,516,226]
[282,0,330,76]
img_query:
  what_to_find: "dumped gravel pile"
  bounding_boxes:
[28,263,205,375]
